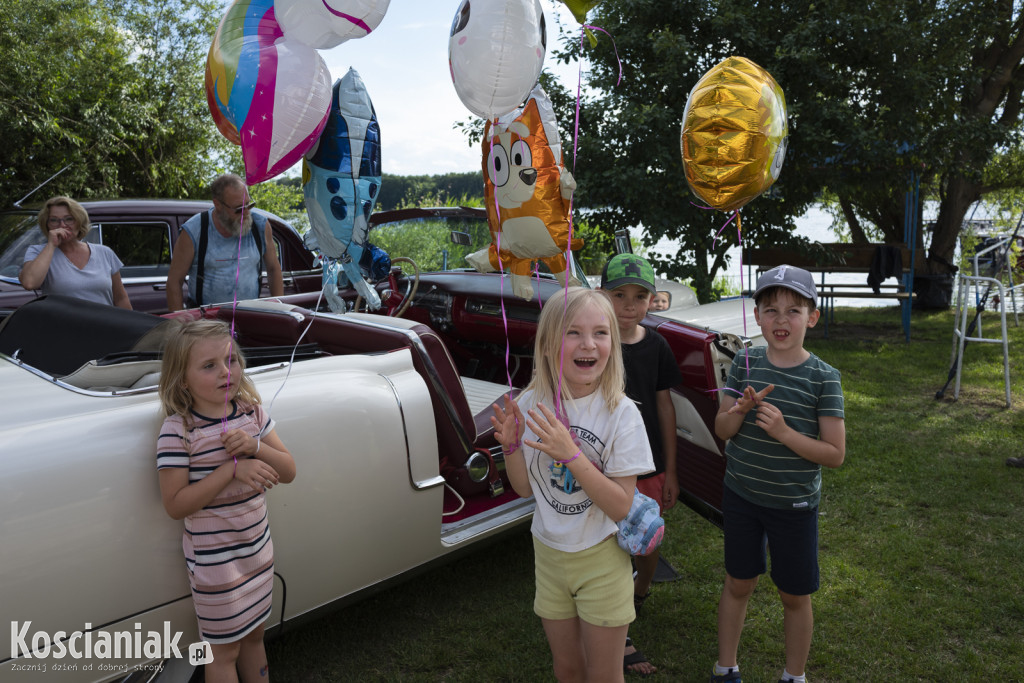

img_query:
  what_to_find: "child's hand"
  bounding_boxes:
[222,428,258,457]
[752,399,788,439]
[490,397,525,453]
[524,403,578,463]
[727,384,775,415]
[234,457,280,493]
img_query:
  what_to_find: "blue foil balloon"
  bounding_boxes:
[302,67,384,311]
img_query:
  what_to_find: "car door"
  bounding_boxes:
[89,218,175,313]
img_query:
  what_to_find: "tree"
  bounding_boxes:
[543,1,813,301]
[550,0,1024,301]
[715,0,1024,277]
[0,0,234,208]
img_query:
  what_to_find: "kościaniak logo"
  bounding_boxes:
[188,641,213,666]
[10,621,184,660]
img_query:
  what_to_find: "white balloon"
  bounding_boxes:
[448,0,546,121]
[261,40,333,179]
[276,0,391,50]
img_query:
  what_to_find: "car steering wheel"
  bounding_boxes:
[354,256,420,317]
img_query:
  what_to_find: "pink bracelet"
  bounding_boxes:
[504,439,520,455]
[232,455,238,479]
[555,449,582,465]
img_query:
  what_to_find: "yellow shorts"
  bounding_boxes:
[533,535,635,627]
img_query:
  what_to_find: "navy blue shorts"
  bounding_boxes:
[721,485,819,595]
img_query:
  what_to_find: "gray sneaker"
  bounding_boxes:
[1006,456,1024,468]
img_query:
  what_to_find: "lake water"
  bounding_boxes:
[645,205,899,308]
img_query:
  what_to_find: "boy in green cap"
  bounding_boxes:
[600,253,684,675]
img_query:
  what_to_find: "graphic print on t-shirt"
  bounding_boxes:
[534,425,606,515]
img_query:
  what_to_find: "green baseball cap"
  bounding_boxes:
[600,254,656,294]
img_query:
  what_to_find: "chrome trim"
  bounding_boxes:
[121,276,168,286]
[377,372,446,491]
[0,355,288,397]
[465,451,490,483]
[440,496,534,546]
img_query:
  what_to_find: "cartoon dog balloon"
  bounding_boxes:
[466,84,581,301]
[680,56,787,212]
[448,0,546,121]
[303,68,383,312]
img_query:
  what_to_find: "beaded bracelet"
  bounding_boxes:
[555,449,582,465]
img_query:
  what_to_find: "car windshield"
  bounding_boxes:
[366,208,590,285]
[0,211,45,280]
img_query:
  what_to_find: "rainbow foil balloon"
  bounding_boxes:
[206,0,333,185]
[680,56,787,213]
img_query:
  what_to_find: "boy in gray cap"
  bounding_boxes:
[709,265,846,683]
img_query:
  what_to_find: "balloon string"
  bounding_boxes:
[736,212,750,376]
[489,125,518,441]
[222,201,247,433]
[709,209,738,251]
[491,149,515,391]
[695,206,751,375]
[264,284,325,420]
[553,31,591,423]
[535,262,543,311]
[582,24,623,86]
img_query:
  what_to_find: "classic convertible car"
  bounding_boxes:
[0,207,758,681]
[0,199,321,313]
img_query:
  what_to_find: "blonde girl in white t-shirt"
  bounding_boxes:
[491,287,654,682]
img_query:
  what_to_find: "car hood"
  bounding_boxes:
[653,297,764,346]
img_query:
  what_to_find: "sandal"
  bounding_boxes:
[633,590,651,615]
[623,637,656,676]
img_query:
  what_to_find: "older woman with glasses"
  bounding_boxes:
[19,196,132,309]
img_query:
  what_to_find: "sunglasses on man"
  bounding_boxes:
[218,198,256,215]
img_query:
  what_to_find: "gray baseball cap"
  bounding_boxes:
[753,265,818,308]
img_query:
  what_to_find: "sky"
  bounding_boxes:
[310,0,585,176]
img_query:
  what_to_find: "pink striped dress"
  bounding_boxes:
[157,402,275,643]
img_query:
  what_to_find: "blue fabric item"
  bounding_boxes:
[617,490,665,556]
[361,243,391,282]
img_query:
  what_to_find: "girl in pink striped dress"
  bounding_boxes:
[157,320,295,682]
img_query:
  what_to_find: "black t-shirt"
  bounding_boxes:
[621,327,684,477]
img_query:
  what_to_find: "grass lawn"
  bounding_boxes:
[265,306,1024,682]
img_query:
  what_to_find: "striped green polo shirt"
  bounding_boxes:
[724,345,844,510]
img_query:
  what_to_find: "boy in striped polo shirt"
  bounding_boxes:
[710,265,846,683]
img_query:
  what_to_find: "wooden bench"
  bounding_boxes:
[743,242,918,341]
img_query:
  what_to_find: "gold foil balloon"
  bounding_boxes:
[680,56,787,212]
[559,0,602,24]
[558,0,602,46]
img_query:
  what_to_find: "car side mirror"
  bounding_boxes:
[450,231,472,247]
